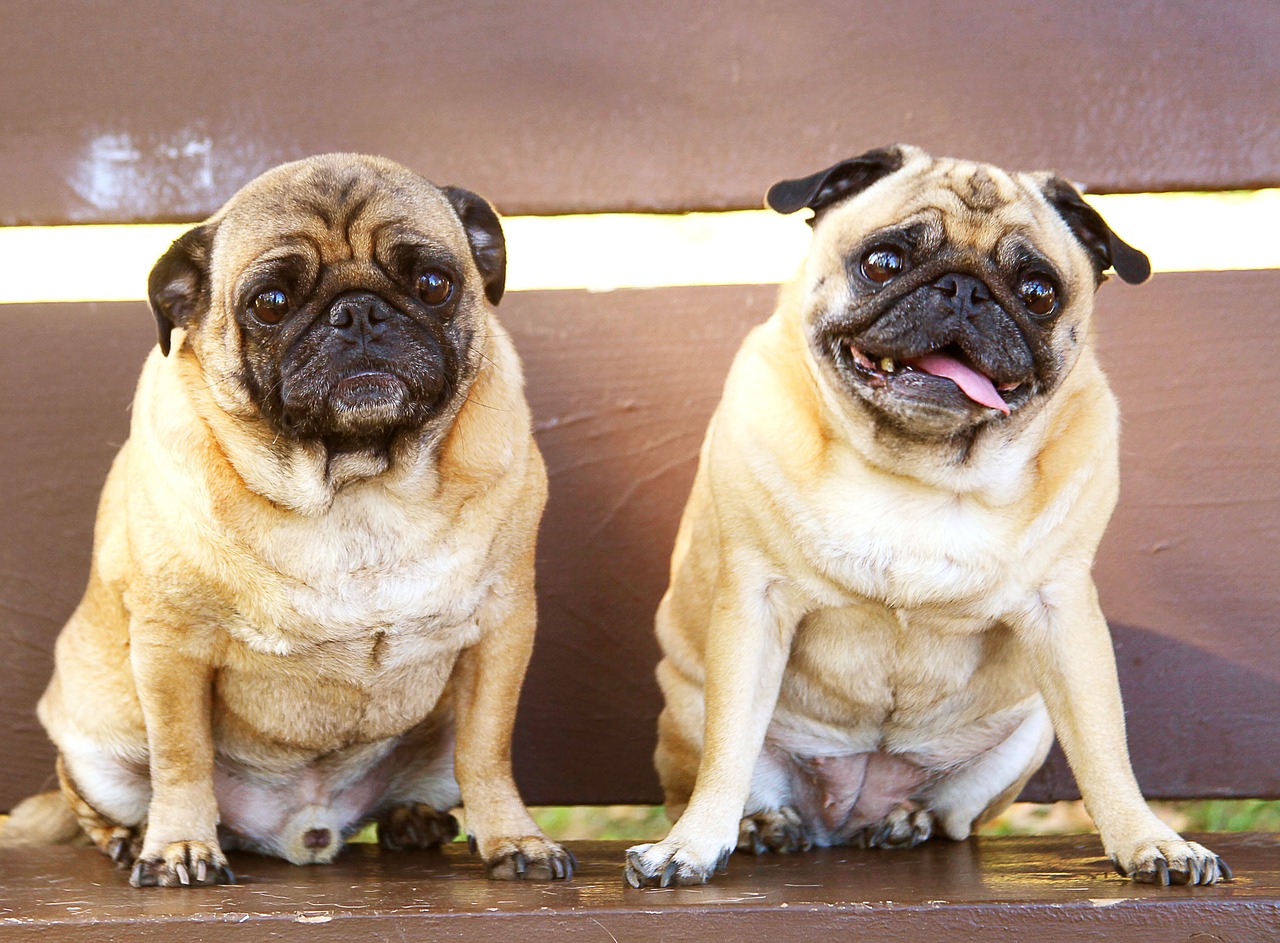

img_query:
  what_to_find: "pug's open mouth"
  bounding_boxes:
[834,340,1033,416]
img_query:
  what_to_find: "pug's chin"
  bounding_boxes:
[825,345,1027,440]
[320,372,412,436]
[849,382,991,438]
[269,372,421,451]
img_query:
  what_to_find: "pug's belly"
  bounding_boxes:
[213,739,397,846]
[762,602,1037,840]
[213,640,460,756]
[208,650,461,862]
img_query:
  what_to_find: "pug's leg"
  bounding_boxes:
[658,680,809,860]
[375,714,463,851]
[1014,574,1230,885]
[625,577,796,887]
[56,755,144,866]
[925,699,1054,842]
[127,626,234,888]
[451,559,575,881]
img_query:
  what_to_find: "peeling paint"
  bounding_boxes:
[72,129,214,215]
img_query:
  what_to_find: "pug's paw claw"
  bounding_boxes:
[98,827,143,868]
[1111,839,1229,886]
[129,841,233,888]
[624,838,730,887]
[480,836,574,881]
[737,806,811,855]
[860,806,934,850]
[376,804,459,851]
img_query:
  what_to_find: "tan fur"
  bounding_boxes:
[626,147,1226,887]
[2,790,87,847]
[9,155,570,886]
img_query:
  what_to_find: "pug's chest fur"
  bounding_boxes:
[792,474,1038,620]
[222,500,499,653]
[207,504,495,750]
[765,468,1047,753]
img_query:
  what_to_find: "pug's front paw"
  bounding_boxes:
[476,835,576,881]
[624,836,732,887]
[1109,838,1231,886]
[129,840,235,887]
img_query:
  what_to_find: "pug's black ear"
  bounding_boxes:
[148,222,216,356]
[1041,176,1151,285]
[766,146,908,220]
[442,186,507,305]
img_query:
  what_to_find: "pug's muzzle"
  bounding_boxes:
[821,260,1056,432]
[272,289,462,444]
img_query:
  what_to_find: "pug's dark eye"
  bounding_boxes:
[249,289,289,324]
[416,270,453,306]
[860,245,905,284]
[1018,275,1058,317]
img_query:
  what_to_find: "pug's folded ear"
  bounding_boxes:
[766,145,909,222]
[1040,177,1151,285]
[148,222,217,355]
[442,186,506,305]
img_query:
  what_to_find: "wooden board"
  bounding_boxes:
[0,836,1277,941]
[0,272,1277,808]
[1,0,1278,224]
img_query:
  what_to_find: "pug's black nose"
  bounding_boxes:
[932,274,996,320]
[327,291,394,336]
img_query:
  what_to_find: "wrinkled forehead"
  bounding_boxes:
[210,158,463,270]
[821,157,1081,267]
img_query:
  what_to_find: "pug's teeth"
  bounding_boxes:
[997,381,1020,392]
[879,357,896,373]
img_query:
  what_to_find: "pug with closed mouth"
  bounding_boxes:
[625,145,1230,888]
[2,154,573,886]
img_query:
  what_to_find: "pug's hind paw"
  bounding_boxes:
[624,837,732,887]
[854,806,935,850]
[738,806,812,855]
[481,836,576,881]
[129,841,235,888]
[1110,839,1232,886]
[88,824,143,868]
[376,804,459,851]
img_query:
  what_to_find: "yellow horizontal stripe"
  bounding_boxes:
[0,191,1275,304]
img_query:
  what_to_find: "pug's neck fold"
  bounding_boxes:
[148,330,511,516]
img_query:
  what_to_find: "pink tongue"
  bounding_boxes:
[907,352,1010,415]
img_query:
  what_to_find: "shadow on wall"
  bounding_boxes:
[1024,622,1280,802]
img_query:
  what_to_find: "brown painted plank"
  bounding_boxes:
[0,835,1276,941]
[1,0,1278,225]
[0,272,1277,811]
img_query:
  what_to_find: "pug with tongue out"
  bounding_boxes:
[626,145,1230,888]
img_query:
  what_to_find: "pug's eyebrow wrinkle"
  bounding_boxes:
[339,194,372,255]
[0,190,1277,304]
[308,202,335,230]
[953,168,1005,213]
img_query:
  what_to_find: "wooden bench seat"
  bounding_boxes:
[2,835,1277,941]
